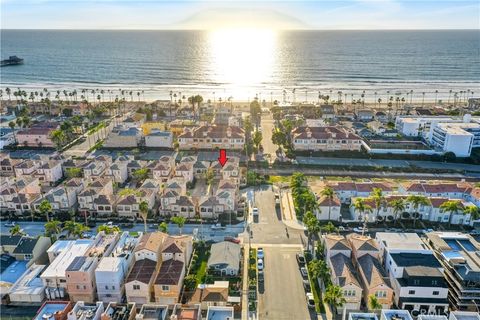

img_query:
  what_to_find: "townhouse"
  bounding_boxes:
[116,188,155,219]
[347,233,394,309]
[326,181,394,204]
[96,232,140,303]
[292,126,363,152]
[144,130,173,148]
[105,160,128,184]
[375,233,449,315]
[77,178,114,214]
[65,232,119,302]
[425,232,480,311]
[16,123,58,148]
[323,234,363,310]
[104,126,142,148]
[190,281,230,310]
[178,125,245,150]
[0,234,51,265]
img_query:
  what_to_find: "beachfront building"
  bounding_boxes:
[16,123,58,148]
[292,126,363,152]
[430,117,480,157]
[375,233,449,315]
[425,232,480,311]
[144,130,173,148]
[178,125,245,150]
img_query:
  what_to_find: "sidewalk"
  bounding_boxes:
[280,190,306,231]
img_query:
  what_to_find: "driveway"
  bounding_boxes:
[257,246,314,320]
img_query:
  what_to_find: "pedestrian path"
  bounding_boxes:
[280,190,306,231]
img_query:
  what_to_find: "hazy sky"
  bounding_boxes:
[1,0,479,30]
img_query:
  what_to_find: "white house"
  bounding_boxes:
[145,130,173,149]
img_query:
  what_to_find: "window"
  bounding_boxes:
[432,280,437,285]
[162,285,170,291]
[408,290,415,295]
[433,291,439,296]
[375,290,387,298]
[414,280,420,285]
[105,285,109,290]
[24,254,33,260]
[133,285,140,290]
[59,279,66,283]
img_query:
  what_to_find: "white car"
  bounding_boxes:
[211,223,225,230]
[252,207,259,216]
[353,227,368,233]
[306,292,315,308]
[300,267,308,278]
[257,259,264,271]
[4,222,16,228]
[257,248,264,259]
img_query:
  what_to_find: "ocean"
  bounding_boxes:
[1,29,479,102]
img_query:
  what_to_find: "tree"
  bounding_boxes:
[370,187,384,222]
[464,205,480,221]
[308,259,329,286]
[50,129,66,150]
[97,225,120,235]
[250,99,262,129]
[390,198,406,226]
[8,121,16,144]
[252,131,262,151]
[320,187,335,221]
[440,200,463,227]
[38,199,53,222]
[158,221,169,233]
[133,168,149,182]
[303,211,320,253]
[184,274,197,291]
[205,167,215,195]
[66,167,82,179]
[406,195,430,228]
[44,220,61,238]
[10,225,25,236]
[322,221,337,234]
[63,220,78,238]
[171,216,186,235]
[139,201,149,232]
[352,198,373,235]
[324,284,346,313]
[271,129,286,149]
[369,294,382,310]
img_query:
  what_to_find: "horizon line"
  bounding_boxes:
[2,28,480,31]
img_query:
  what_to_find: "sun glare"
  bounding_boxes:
[208,28,277,92]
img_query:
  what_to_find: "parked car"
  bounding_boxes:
[224,236,241,244]
[211,223,225,230]
[274,193,280,206]
[257,248,264,259]
[258,270,264,282]
[306,292,315,308]
[300,267,308,278]
[4,222,16,228]
[303,279,311,292]
[353,226,368,233]
[471,229,480,235]
[421,228,434,234]
[257,259,264,271]
[296,253,306,266]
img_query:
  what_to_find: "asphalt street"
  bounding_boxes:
[249,186,313,320]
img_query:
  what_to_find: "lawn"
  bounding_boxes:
[268,175,290,184]
[189,243,211,284]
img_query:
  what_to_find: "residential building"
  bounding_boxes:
[171,304,202,320]
[326,181,394,204]
[315,194,341,221]
[207,242,241,276]
[206,306,234,320]
[292,126,362,152]
[116,188,155,219]
[145,130,173,149]
[10,236,51,265]
[101,302,137,320]
[430,120,480,157]
[349,313,378,320]
[449,311,480,320]
[425,232,480,311]
[35,160,64,185]
[65,232,119,302]
[67,301,104,320]
[323,234,352,259]
[33,301,73,320]
[104,126,142,148]
[106,161,128,184]
[134,304,168,320]
[96,232,139,303]
[178,125,245,150]
[8,263,47,304]
[375,233,449,314]
[357,110,375,122]
[380,310,413,320]
[41,239,94,299]
[190,281,230,310]
[16,123,58,147]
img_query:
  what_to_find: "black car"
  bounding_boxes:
[303,279,311,292]
[296,253,306,266]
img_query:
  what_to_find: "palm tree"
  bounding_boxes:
[171,216,186,235]
[38,199,53,222]
[370,187,385,222]
[44,220,62,238]
[324,284,346,313]
[440,200,463,227]
[406,195,430,228]
[97,225,120,235]
[8,121,17,144]
[63,220,78,238]
[320,186,335,221]
[464,205,480,221]
[369,294,382,310]
[303,211,320,253]
[390,198,406,226]
[352,198,373,235]
[158,222,168,233]
[139,201,149,232]
[10,225,25,236]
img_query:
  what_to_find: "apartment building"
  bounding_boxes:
[425,232,480,311]
[178,125,245,150]
[101,302,137,320]
[292,126,362,152]
[375,233,449,314]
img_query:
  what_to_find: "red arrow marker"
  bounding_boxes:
[218,149,228,167]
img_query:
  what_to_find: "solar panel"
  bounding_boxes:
[66,256,87,272]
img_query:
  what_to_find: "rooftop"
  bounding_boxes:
[389,252,442,268]
[41,239,94,279]
[0,259,28,283]
[34,302,71,320]
[349,313,379,320]
[137,304,168,320]
[376,232,429,252]
[126,258,157,284]
[172,304,201,320]
[102,303,136,320]
[8,264,45,297]
[381,309,413,320]
[206,306,234,320]
[449,311,480,320]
